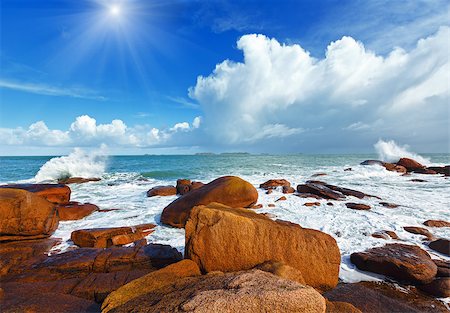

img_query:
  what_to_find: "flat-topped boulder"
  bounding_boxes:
[71,224,156,248]
[57,202,99,221]
[161,176,258,228]
[146,185,176,197]
[259,179,291,190]
[102,260,201,313]
[351,243,437,284]
[0,183,71,204]
[185,202,340,291]
[0,188,59,241]
[107,270,326,313]
[58,177,101,184]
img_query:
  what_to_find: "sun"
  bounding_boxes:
[109,5,121,16]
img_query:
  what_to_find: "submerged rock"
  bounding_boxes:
[58,177,101,184]
[297,182,345,200]
[371,230,398,240]
[57,202,99,221]
[108,270,326,313]
[350,243,437,284]
[0,188,59,241]
[403,226,434,240]
[185,202,341,291]
[71,224,156,248]
[282,185,295,193]
[346,203,371,210]
[161,176,258,228]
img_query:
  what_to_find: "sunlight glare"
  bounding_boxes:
[109,5,121,16]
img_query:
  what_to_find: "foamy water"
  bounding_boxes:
[1,146,449,290]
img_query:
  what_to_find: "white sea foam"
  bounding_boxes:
[374,139,430,165]
[35,147,108,182]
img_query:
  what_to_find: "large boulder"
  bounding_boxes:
[102,259,201,312]
[161,176,258,228]
[0,183,71,204]
[57,202,99,221]
[0,188,59,241]
[350,243,437,284]
[185,203,340,291]
[71,224,156,248]
[397,158,425,172]
[146,186,176,197]
[418,277,450,298]
[108,270,326,313]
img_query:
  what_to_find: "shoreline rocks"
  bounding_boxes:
[146,185,177,197]
[58,202,99,221]
[0,183,71,204]
[58,177,101,184]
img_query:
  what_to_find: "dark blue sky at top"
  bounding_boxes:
[0,0,446,134]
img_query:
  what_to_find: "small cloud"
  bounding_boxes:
[167,96,200,109]
[133,112,152,118]
[0,79,106,101]
[193,116,201,128]
[343,122,370,131]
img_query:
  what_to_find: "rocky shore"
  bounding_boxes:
[0,157,449,312]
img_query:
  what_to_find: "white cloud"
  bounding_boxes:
[0,115,199,149]
[189,27,449,151]
[192,116,201,128]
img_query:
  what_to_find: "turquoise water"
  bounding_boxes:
[1,153,449,182]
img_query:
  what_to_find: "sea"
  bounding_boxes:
[1,150,449,288]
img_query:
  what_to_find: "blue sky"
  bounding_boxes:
[0,0,448,155]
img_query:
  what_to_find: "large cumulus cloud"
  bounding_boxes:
[189,27,449,152]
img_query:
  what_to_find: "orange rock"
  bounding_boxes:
[429,239,450,256]
[403,226,434,240]
[346,203,370,210]
[351,244,437,284]
[161,176,258,228]
[176,179,191,195]
[304,202,321,207]
[185,203,341,291]
[0,183,71,204]
[418,277,450,298]
[371,230,398,240]
[146,185,176,197]
[102,260,201,312]
[275,196,287,202]
[71,224,156,248]
[424,220,450,227]
[397,158,425,172]
[325,299,362,313]
[259,179,291,190]
[0,189,59,241]
[57,202,98,221]
[255,261,306,285]
[268,203,276,207]
[282,186,295,194]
